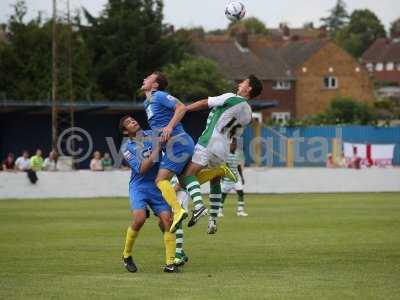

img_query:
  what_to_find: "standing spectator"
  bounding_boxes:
[102,152,113,171]
[2,153,15,171]
[15,150,31,171]
[31,149,44,171]
[90,151,103,171]
[349,147,361,169]
[43,151,58,171]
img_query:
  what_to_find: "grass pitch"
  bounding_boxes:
[0,193,399,300]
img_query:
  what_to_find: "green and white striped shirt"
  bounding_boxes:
[223,152,240,182]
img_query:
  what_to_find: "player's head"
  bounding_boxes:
[93,151,101,159]
[230,138,237,153]
[119,115,141,136]
[237,75,263,99]
[141,71,168,92]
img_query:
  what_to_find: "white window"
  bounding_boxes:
[272,112,291,124]
[272,80,291,90]
[366,63,374,72]
[386,62,394,71]
[375,63,384,71]
[324,76,338,89]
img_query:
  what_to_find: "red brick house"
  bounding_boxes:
[194,33,374,122]
[361,38,400,86]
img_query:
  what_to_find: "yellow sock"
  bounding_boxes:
[157,180,182,213]
[123,226,139,258]
[163,232,176,265]
[197,167,224,185]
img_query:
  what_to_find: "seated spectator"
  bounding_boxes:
[31,149,44,171]
[348,154,361,169]
[90,151,103,171]
[15,150,31,171]
[102,152,113,171]
[43,151,58,171]
[337,154,347,168]
[326,153,337,168]
[2,153,15,171]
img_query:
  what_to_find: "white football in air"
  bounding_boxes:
[225,1,246,22]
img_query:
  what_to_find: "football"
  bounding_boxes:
[225,1,246,22]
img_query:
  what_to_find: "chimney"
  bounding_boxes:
[235,28,249,49]
[279,22,288,30]
[282,25,290,40]
[318,26,327,38]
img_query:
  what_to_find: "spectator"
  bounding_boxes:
[348,147,361,169]
[15,150,31,171]
[43,151,58,171]
[102,152,113,171]
[31,149,44,171]
[90,151,103,171]
[2,153,15,171]
[338,154,347,168]
[326,153,337,168]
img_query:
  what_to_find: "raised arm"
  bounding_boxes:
[162,101,187,142]
[186,99,209,112]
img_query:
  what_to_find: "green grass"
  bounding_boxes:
[0,193,399,300]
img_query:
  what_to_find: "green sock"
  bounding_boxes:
[209,182,221,221]
[221,193,228,209]
[238,191,244,210]
[183,175,204,210]
[175,222,184,259]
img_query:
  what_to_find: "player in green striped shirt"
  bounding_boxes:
[220,138,248,217]
[181,75,262,234]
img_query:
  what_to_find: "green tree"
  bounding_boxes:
[81,0,191,101]
[162,55,233,102]
[390,17,400,38]
[320,97,376,125]
[336,9,386,57]
[229,17,268,35]
[320,0,349,36]
[0,0,98,101]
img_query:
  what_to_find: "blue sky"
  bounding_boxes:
[0,0,398,30]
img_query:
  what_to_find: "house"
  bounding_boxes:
[361,38,400,88]
[194,32,375,121]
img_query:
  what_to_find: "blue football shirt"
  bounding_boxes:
[122,130,160,191]
[144,91,185,136]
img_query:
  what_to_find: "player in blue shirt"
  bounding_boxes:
[119,115,179,273]
[141,71,195,233]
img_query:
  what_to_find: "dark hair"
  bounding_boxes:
[248,74,263,98]
[153,71,168,91]
[119,115,131,134]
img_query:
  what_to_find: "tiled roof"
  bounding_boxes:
[194,38,292,80]
[194,35,328,80]
[276,39,329,69]
[362,38,400,63]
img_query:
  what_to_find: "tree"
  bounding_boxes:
[321,97,376,125]
[390,18,400,38]
[0,0,98,101]
[335,9,386,57]
[162,55,233,102]
[81,0,191,101]
[320,0,349,36]
[229,17,268,35]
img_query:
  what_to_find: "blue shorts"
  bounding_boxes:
[161,133,194,174]
[129,186,171,216]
